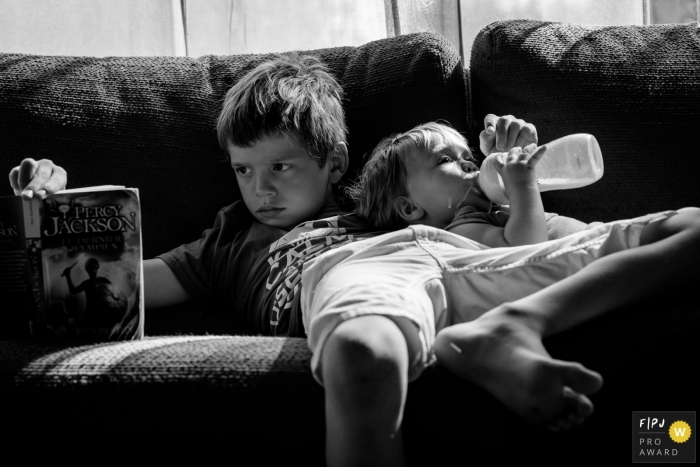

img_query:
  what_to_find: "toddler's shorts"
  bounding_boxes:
[300,211,675,385]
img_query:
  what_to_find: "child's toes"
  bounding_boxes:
[563,404,586,426]
[554,417,573,431]
[560,385,595,427]
[547,404,587,432]
[562,363,604,395]
[546,422,562,432]
[563,386,595,415]
[547,416,575,431]
[567,411,585,426]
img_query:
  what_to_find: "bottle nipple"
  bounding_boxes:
[478,154,508,204]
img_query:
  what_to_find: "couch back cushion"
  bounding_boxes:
[0,33,469,258]
[470,20,700,222]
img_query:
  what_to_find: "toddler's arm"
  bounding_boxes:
[449,145,548,247]
[499,144,548,245]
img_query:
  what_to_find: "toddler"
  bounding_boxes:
[296,121,700,465]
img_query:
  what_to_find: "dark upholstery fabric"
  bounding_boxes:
[0,32,469,260]
[1,335,327,463]
[1,300,697,463]
[470,21,700,223]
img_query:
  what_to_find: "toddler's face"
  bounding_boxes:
[229,132,333,228]
[404,133,490,228]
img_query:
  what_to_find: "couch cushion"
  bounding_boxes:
[0,32,469,259]
[0,335,325,462]
[470,21,700,223]
[2,299,697,463]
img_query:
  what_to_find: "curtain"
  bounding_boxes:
[385,0,462,59]
[650,0,699,23]
[0,0,386,57]
[0,0,186,56]
[183,0,386,56]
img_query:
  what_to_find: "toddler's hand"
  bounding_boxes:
[480,114,538,156]
[493,144,546,193]
[8,158,67,199]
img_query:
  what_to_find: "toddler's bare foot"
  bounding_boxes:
[435,306,603,429]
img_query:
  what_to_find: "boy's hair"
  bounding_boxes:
[348,122,470,230]
[217,53,347,167]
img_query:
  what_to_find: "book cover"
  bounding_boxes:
[39,188,144,340]
[0,187,144,340]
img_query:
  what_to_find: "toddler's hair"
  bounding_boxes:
[217,53,347,167]
[348,122,469,230]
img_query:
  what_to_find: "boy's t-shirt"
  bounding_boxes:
[158,200,382,337]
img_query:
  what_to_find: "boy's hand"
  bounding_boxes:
[8,158,67,199]
[480,114,538,156]
[492,144,546,197]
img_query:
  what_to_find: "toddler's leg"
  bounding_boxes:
[322,315,420,467]
[436,208,700,430]
[529,207,700,335]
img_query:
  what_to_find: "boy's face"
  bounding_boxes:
[229,132,334,228]
[403,133,490,227]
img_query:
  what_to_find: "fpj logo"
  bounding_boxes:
[633,411,695,463]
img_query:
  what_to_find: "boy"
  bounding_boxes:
[9,54,615,466]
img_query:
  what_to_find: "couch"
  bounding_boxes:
[1,20,698,464]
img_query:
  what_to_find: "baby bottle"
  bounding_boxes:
[477,133,604,204]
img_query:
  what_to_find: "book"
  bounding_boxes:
[0,186,144,340]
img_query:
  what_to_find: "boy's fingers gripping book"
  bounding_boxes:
[0,186,144,341]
